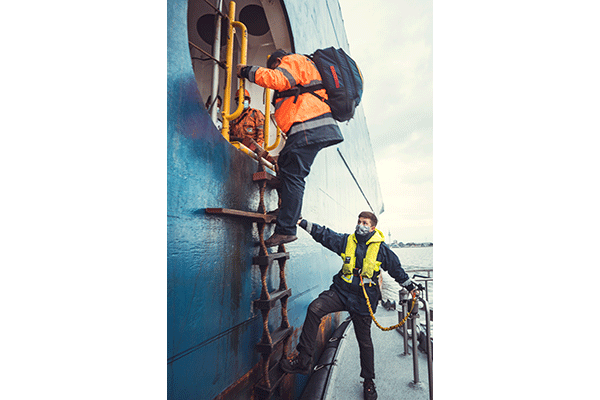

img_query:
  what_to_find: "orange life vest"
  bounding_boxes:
[229,107,265,146]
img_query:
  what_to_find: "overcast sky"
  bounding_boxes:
[338,0,433,243]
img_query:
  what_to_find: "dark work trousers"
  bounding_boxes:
[275,143,323,236]
[297,289,376,379]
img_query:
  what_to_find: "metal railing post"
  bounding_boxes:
[209,0,223,126]
[400,270,433,399]
[419,296,433,400]
[398,288,410,355]
[400,292,433,400]
[410,306,420,385]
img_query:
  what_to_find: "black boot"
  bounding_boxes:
[363,378,378,400]
[280,352,311,375]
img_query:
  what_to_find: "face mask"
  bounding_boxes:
[216,107,220,114]
[243,100,249,109]
[355,224,370,236]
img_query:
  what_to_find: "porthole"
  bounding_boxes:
[196,14,228,46]
[239,5,270,36]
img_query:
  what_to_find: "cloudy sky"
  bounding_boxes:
[338,0,433,243]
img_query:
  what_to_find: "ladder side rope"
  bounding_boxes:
[257,168,272,388]
[255,158,291,391]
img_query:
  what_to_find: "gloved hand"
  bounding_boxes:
[402,279,420,295]
[404,281,417,292]
[237,64,250,79]
[298,219,313,233]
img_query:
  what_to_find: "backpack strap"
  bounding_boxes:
[272,83,326,105]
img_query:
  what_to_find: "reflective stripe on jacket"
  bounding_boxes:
[248,54,332,133]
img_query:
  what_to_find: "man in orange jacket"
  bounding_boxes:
[237,49,344,247]
[229,89,265,147]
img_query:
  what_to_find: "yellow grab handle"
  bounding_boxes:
[221,1,248,139]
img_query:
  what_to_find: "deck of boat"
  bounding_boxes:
[322,306,431,400]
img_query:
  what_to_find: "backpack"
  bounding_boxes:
[272,47,364,122]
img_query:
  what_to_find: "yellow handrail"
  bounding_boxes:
[263,88,282,151]
[268,126,282,152]
[230,142,276,170]
[220,1,248,140]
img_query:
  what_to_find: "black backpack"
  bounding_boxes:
[272,47,364,122]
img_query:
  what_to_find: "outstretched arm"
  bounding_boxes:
[298,219,347,255]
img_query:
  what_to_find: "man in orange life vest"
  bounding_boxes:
[237,49,344,247]
[229,89,265,148]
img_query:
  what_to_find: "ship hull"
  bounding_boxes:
[168,0,383,398]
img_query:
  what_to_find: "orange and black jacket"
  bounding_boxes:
[242,54,343,151]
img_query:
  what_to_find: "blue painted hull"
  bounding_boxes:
[168,1,383,398]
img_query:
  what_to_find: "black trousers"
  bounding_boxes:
[296,289,375,379]
[274,143,323,236]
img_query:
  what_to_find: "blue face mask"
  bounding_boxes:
[355,224,370,236]
[243,100,249,109]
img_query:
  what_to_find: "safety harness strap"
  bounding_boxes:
[272,83,326,105]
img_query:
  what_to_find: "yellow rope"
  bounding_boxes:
[360,275,416,331]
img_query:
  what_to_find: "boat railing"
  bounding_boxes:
[398,272,433,400]
[408,267,433,304]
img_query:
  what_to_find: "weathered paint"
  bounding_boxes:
[168,0,383,399]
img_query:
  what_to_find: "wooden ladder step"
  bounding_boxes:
[254,361,287,399]
[256,326,293,354]
[205,208,276,223]
[252,252,290,266]
[253,289,292,310]
[253,171,280,188]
